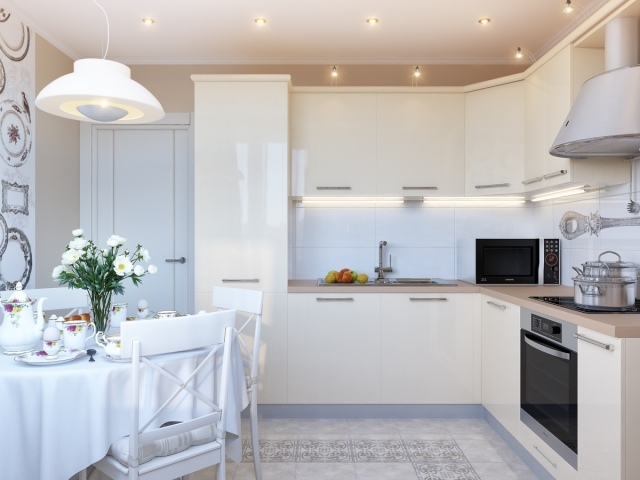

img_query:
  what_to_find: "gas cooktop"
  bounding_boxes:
[529,296,640,314]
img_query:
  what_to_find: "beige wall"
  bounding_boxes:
[34,35,79,287]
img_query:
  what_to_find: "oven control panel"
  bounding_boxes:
[531,313,563,343]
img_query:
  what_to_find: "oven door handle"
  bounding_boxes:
[524,334,571,360]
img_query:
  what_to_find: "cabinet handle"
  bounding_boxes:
[222,278,260,283]
[521,176,543,185]
[316,297,354,302]
[486,301,506,310]
[474,183,510,189]
[543,169,568,180]
[409,297,448,302]
[533,445,557,468]
[316,186,352,190]
[402,186,438,190]
[574,333,615,351]
[165,256,186,264]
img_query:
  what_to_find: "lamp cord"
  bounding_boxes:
[93,0,110,59]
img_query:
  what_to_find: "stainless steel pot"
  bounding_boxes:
[572,250,640,300]
[573,274,637,310]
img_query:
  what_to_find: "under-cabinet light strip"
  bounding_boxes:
[530,185,590,202]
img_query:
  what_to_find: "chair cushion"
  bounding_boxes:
[108,423,219,467]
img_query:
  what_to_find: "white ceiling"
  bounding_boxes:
[3,0,613,66]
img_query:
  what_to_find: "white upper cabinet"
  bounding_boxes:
[465,82,525,195]
[376,93,465,196]
[290,93,377,196]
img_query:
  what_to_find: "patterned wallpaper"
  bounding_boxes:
[0,6,34,289]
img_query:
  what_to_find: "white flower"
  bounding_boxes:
[133,264,145,276]
[68,237,88,250]
[140,248,150,262]
[61,249,82,265]
[147,265,158,275]
[107,235,126,248]
[51,265,67,279]
[113,255,133,276]
[72,229,84,237]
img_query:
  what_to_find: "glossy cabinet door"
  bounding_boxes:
[376,93,465,197]
[576,326,623,480]
[193,77,289,294]
[465,83,525,195]
[290,93,377,196]
[380,293,480,403]
[481,295,521,436]
[287,293,381,403]
[519,420,578,480]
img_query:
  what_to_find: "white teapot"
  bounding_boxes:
[0,282,47,353]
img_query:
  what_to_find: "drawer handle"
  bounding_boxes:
[402,186,438,190]
[222,278,260,283]
[521,176,543,185]
[543,169,567,180]
[533,445,557,468]
[316,297,354,302]
[316,186,352,190]
[486,301,506,310]
[409,297,448,302]
[474,183,510,189]
[574,333,615,351]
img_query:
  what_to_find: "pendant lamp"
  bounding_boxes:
[35,2,164,124]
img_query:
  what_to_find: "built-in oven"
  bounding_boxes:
[520,308,578,470]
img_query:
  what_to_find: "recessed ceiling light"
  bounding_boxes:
[142,17,155,26]
[254,18,267,25]
[414,66,421,77]
[331,66,338,78]
[477,17,491,25]
[366,17,379,25]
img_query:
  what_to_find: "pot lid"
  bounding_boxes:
[4,282,31,303]
[583,250,639,269]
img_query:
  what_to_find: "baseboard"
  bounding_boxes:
[254,404,483,419]
[482,407,553,480]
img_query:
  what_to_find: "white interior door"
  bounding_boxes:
[80,114,193,315]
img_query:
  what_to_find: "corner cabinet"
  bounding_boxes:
[192,75,290,403]
[380,293,480,403]
[465,82,525,196]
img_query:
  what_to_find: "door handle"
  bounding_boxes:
[165,257,186,264]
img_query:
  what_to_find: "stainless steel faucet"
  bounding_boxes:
[375,241,393,281]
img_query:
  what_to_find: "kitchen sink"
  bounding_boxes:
[317,277,457,286]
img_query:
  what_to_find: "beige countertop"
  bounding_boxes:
[288,279,640,338]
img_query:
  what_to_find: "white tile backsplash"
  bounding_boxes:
[292,183,640,285]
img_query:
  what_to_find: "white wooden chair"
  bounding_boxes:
[0,286,89,317]
[92,310,236,480]
[212,286,264,480]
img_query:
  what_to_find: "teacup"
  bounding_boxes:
[42,339,61,357]
[96,332,121,357]
[156,310,177,318]
[63,320,96,350]
[111,303,128,329]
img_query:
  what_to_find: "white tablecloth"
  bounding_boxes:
[0,338,249,480]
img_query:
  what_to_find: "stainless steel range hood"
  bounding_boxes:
[550,17,640,158]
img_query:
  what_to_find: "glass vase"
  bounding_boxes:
[87,290,113,333]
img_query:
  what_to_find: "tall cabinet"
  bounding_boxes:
[192,75,290,403]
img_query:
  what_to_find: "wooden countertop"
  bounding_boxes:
[288,280,640,338]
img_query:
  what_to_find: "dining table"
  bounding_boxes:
[0,332,249,480]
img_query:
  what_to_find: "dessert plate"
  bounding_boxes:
[14,348,86,365]
[102,354,130,363]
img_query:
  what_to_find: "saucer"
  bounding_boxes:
[14,348,86,365]
[103,354,130,363]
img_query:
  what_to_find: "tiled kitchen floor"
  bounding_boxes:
[193,417,540,480]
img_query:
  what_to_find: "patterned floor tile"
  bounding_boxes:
[405,440,467,463]
[296,440,352,462]
[352,440,409,462]
[243,439,296,462]
[414,462,481,480]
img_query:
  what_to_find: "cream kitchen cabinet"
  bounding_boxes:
[465,82,525,196]
[376,93,465,197]
[380,293,480,404]
[481,295,521,436]
[287,293,381,403]
[192,75,290,294]
[523,46,628,191]
[290,92,377,197]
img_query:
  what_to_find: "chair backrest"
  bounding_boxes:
[212,287,263,389]
[0,287,89,316]
[116,311,236,477]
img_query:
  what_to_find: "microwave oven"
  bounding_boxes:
[457,238,541,284]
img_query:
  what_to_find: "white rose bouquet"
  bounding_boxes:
[52,229,157,332]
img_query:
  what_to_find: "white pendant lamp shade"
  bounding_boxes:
[35,58,164,123]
